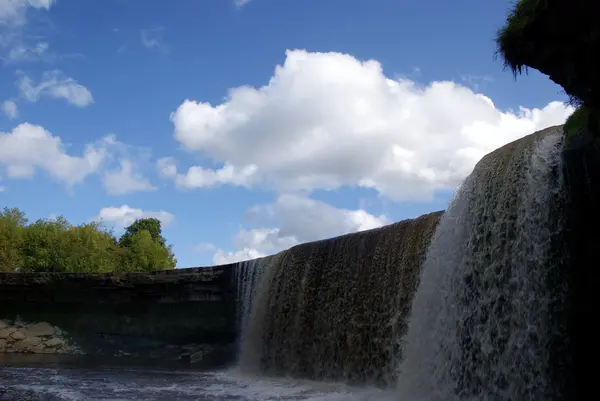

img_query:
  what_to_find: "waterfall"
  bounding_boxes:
[237,212,441,386]
[233,257,270,352]
[397,126,569,400]
[233,125,571,400]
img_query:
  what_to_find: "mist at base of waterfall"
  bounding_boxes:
[0,356,396,401]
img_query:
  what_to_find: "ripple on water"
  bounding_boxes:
[0,365,397,401]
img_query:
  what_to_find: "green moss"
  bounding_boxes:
[494,0,598,108]
[495,0,550,77]
[564,105,590,146]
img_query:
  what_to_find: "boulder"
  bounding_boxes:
[25,322,55,337]
[0,320,8,329]
[0,328,15,339]
[13,341,29,352]
[31,343,46,353]
[42,347,57,354]
[20,336,42,347]
[44,338,65,348]
[9,330,26,340]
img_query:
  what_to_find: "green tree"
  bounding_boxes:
[119,218,166,248]
[121,230,177,272]
[20,217,71,272]
[1,212,177,273]
[61,222,123,273]
[0,207,28,272]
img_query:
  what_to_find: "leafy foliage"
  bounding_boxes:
[495,0,600,137]
[0,208,176,273]
[495,0,599,108]
[0,208,28,272]
[119,218,166,248]
[495,0,547,77]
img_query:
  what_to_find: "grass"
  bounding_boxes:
[495,0,551,77]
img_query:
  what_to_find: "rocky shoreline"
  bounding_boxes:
[0,320,80,356]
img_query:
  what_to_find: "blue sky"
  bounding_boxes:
[0,0,573,268]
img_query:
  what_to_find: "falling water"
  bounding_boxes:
[397,126,569,400]
[234,257,271,351]
[237,212,442,386]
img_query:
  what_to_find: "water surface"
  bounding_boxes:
[0,355,393,401]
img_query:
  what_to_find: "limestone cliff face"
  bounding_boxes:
[0,265,237,367]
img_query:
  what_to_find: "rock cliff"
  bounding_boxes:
[0,265,237,368]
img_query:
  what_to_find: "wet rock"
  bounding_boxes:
[31,343,46,353]
[44,338,65,348]
[25,322,55,337]
[0,328,15,339]
[21,336,42,348]
[42,347,57,354]
[13,341,29,352]
[9,330,26,341]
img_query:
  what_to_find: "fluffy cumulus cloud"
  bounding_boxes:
[94,205,174,229]
[211,194,389,264]
[2,100,17,118]
[157,157,257,189]
[0,123,155,193]
[0,0,54,25]
[17,70,94,107]
[213,248,265,265]
[102,160,156,195]
[167,49,574,201]
[0,123,109,185]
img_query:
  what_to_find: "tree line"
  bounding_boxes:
[0,207,177,273]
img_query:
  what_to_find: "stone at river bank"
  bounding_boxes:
[0,319,80,355]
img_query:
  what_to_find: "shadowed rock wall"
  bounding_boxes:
[0,265,237,367]
[561,130,599,401]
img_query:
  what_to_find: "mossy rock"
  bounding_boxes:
[563,104,600,151]
[495,0,600,107]
[564,106,590,146]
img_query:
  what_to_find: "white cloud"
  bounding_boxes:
[0,0,54,25]
[212,194,389,264]
[2,100,17,118]
[244,194,389,245]
[234,0,251,8]
[5,41,53,63]
[213,248,266,265]
[0,1,59,66]
[18,70,94,107]
[157,157,257,189]
[102,159,157,195]
[168,49,574,201]
[0,123,109,185]
[194,242,216,252]
[94,205,174,229]
[140,28,168,53]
